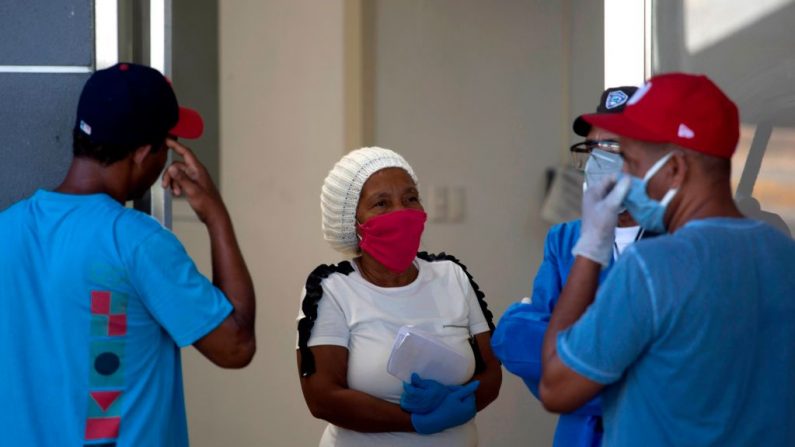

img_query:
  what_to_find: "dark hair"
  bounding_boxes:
[72,129,165,166]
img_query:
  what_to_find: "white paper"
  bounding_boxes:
[386,325,470,386]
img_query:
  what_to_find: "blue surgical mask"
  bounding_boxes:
[584,149,624,190]
[622,152,678,233]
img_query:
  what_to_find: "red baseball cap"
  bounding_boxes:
[171,106,204,139]
[583,73,739,158]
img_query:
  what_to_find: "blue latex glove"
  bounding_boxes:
[401,373,460,414]
[411,380,479,435]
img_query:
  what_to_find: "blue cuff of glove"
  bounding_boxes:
[411,413,434,435]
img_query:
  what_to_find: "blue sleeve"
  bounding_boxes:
[123,224,233,348]
[491,301,547,398]
[494,222,603,414]
[492,224,570,399]
[557,248,656,385]
[529,225,568,315]
[491,307,603,414]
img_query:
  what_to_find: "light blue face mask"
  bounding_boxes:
[622,152,678,233]
[584,148,624,191]
[584,148,626,213]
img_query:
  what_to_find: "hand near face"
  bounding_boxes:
[161,138,225,223]
[571,175,631,266]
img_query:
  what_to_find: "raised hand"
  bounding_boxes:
[572,175,631,265]
[161,138,225,223]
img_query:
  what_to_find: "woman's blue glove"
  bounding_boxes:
[400,373,460,414]
[411,380,479,435]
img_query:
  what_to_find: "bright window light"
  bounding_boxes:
[604,0,647,88]
[150,0,166,74]
[95,0,118,69]
[684,0,793,53]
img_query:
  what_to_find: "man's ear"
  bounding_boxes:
[669,150,688,189]
[132,144,153,166]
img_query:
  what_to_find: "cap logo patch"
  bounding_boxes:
[605,90,629,109]
[628,82,652,105]
[80,120,92,136]
[678,123,695,139]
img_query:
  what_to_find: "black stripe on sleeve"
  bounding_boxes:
[297,261,354,377]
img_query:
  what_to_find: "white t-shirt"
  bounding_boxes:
[297,257,491,447]
[613,225,644,259]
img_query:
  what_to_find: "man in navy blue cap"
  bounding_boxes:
[0,63,256,446]
[492,86,658,447]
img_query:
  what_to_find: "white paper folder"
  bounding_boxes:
[386,325,469,386]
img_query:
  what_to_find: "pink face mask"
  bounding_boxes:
[357,209,427,273]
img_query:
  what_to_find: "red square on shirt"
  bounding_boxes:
[91,291,111,315]
[85,416,120,440]
[108,314,127,336]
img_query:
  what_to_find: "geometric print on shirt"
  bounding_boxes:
[84,290,128,446]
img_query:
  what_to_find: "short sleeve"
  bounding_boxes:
[296,283,350,348]
[125,227,232,347]
[458,266,490,336]
[556,249,657,385]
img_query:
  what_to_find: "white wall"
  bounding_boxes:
[371,1,559,444]
[177,1,345,446]
[371,1,603,444]
[174,1,605,446]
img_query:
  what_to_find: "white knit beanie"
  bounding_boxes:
[321,147,418,254]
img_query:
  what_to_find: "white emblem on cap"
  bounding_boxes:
[678,123,695,139]
[605,90,629,109]
[80,120,92,136]
[627,82,652,105]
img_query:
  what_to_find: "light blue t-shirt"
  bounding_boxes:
[0,190,232,446]
[558,218,795,446]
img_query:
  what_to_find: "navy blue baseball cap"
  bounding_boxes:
[572,86,638,137]
[74,62,203,147]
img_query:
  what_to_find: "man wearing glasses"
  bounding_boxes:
[492,86,655,447]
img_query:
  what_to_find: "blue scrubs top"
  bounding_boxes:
[558,218,795,446]
[493,220,654,447]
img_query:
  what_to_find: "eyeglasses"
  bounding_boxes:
[569,140,621,170]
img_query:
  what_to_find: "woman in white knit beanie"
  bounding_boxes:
[296,147,502,446]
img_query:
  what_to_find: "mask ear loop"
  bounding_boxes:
[355,216,364,242]
[642,151,676,183]
[660,188,678,206]
[642,151,681,205]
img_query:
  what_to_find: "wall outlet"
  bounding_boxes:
[424,185,465,223]
[425,185,448,222]
[448,186,466,223]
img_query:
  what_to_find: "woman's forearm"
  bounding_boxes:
[471,333,502,411]
[307,387,414,433]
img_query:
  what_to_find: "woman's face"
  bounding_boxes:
[355,167,423,225]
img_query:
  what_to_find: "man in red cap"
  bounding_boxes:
[0,63,255,446]
[538,73,795,445]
